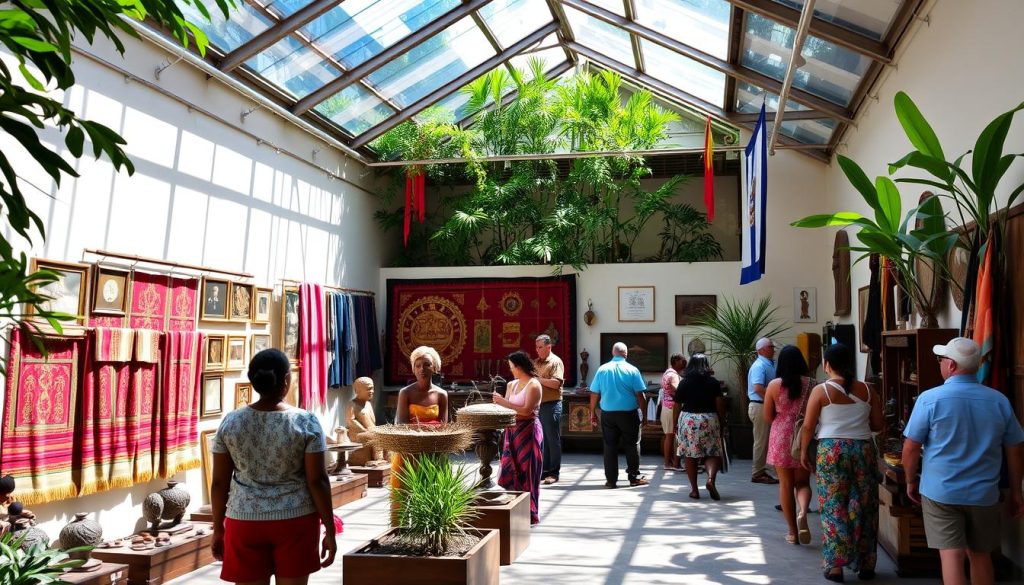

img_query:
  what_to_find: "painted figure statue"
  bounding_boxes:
[347,377,387,466]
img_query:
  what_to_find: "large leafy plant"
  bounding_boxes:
[392,454,480,557]
[0,531,86,584]
[0,0,229,368]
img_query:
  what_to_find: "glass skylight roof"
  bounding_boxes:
[168,0,919,156]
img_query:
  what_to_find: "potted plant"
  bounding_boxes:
[692,296,788,457]
[0,531,86,584]
[342,454,499,585]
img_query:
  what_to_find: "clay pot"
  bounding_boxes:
[12,519,48,551]
[60,513,102,560]
[157,481,190,523]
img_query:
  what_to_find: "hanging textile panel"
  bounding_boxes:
[158,331,204,477]
[78,329,135,495]
[166,277,199,331]
[299,283,327,410]
[127,272,198,331]
[1,329,84,505]
[384,276,577,386]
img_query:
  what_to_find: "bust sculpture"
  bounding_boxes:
[347,377,387,466]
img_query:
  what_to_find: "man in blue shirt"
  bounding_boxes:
[748,337,778,484]
[589,342,649,488]
[903,337,1024,585]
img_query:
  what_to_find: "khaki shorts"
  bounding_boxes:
[921,496,1002,552]
[660,405,676,434]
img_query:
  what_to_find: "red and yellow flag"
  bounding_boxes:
[703,115,714,222]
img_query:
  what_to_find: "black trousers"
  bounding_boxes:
[601,409,642,483]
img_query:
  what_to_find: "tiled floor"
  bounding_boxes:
[169,454,944,584]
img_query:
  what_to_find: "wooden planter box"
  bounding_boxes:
[468,491,530,565]
[342,527,500,585]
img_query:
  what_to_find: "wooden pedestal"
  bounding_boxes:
[877,484,939,577]
[468,491,530,565]
[350,465,391,488]
[189,511,212,523]
[331,473,368,508]
[59,563,129,585]
[92,523,215,585]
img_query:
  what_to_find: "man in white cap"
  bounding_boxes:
[903,337,1023,585]
[748,337,778,484]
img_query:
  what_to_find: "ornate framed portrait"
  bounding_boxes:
[205,334,227,371]
[29,258,90,324]
[201,374,224,418]
[234,382,254,409]
[284,367,300,407]
[91,266,130,315]
[599,332,667,373]
[253,287,272,324]
[279,286,299,363]
[251,333,271,357]
[226,336,247,370]
[201,277,230,321]
[794,287,817,323]
[682,333,713,362]
[200,429,216,500]
[674,295,716,326]
[858,286,870,353]
[230,283,253,321]
[618,286,655,322]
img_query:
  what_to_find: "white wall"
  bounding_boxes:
[0,31,387,545]
[822,0,1024,566]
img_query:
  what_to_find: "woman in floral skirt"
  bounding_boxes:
[672,354,726,500]
[800,343,883,582]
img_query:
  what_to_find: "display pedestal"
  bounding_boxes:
[468,491,530,566]
[331,474,368,508]
[189,505,212,523]
[60,563,129,585]
[92,523,214,585]
[349,465,391,488]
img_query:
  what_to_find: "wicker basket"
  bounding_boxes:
[365,424,474,455]
[455,403,517,430]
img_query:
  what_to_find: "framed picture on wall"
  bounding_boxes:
[91,266,130,315]
[280,286,299,363]
[234,382,254,409]
[794,287,817,323]
[682,333,713,362]
[200,430,216,500]
[251,333,271,357]
[205,334,227,371]
[201,277,230,321]
[230,283,253,321]
[284,367,300,407]
[227,336,247,370]
[253,287,272,324]
[29,258,90,324]
[201,374,223,418]
[674,295,716,326]
[858,286,870,353]
[618,286,655,322]
[599,332,667,373]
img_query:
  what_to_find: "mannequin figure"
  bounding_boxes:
[347,377,386,466]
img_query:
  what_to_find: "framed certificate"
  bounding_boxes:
[618,286,655,322]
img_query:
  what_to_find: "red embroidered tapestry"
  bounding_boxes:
[79,332,134,495]
[130,361,159,483]
[166,277,199,331]
[129,271,169,330]
[158,331,203,477]
[384,276,577,387]
[1,329,84,505]
[90,273,197,330]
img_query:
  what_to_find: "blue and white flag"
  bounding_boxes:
[740,103,768,285]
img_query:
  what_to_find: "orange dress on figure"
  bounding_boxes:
[390,403,443,525]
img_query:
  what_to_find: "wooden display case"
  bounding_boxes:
[468,491,531,566]
[60,563,129,585]
[877,328,956,577]
[92,523,215,585]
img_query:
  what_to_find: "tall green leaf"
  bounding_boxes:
[894,91,947,172]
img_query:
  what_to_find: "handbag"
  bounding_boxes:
[790,379,817,460]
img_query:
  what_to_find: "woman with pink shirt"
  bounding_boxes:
[660,353,686,470]
[493,350,543,524]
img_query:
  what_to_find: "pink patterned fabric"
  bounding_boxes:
[158,331,204,477]
[299,283,327,410]
[94,328,134,362]
[79,330,134,495]
[767,376,813,469]
[166,277,198,331]
[129,272,169,331]
[130,361,159,483]
[89,315,125,328]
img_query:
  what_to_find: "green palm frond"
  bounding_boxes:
[692,296,789,384]
[393,454,480,557]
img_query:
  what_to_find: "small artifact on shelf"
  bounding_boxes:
[59,512,104,572]
[11,517,49,551]
[141,481,192,535]
[346,377,389,467]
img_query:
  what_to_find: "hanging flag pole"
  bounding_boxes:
[740,103,768,285]
[703,115,715,222]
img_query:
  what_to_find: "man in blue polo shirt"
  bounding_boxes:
[748,337,778,484]
[903,337,1024,585]
[590,342,649,489]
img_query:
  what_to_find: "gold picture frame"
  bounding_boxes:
[280,286,299,363]
[252,287,273,324]
[200,277,230,321]
[205,334,227,371]
[200,429,216,501]
[229,283,253,321]
[201,374,224,418]
[29,258,91,325]
[234,382,253,409]
[617,286,655,322]
[251,333,271,357]
[226,335,247,370]
[91,266,130,316]
[858,286,870,353]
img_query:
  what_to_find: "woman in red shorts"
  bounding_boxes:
[210,348,337,584]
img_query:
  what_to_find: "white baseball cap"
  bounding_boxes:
[755,337,774,351]
[933,337,980,369]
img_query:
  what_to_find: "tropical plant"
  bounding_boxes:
[653,200,723,262]
[0,0,228,367]
[0,530,86,584]
[392,454,480,557]
[692,296,788,412]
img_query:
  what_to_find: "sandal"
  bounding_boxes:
[706,479,720,501]
[785,533,798,545]
[798,513,811,544]
[824,568,844,583]
[628,476,649,487]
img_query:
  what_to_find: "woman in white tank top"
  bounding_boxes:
[798,343,884,582]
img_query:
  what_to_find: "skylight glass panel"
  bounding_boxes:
[480,0,552,48]
[263,0,313,18]
[741,13,872,106]
[585,0,627,17]
[426,90,473,123]
[314,84,395,135]
[175,0,271,53]
[772,0,902,41]
[780,117,837,144]
[246,35,342,99]
[509,34,566,78]
[635,0,731,60]
[365,15,495,108]
[735,81,810,113]
[640,40,725,107]
[563,5,635,67]
[289,0,459,69]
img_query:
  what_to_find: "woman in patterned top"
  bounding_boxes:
[210,348,337,584]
